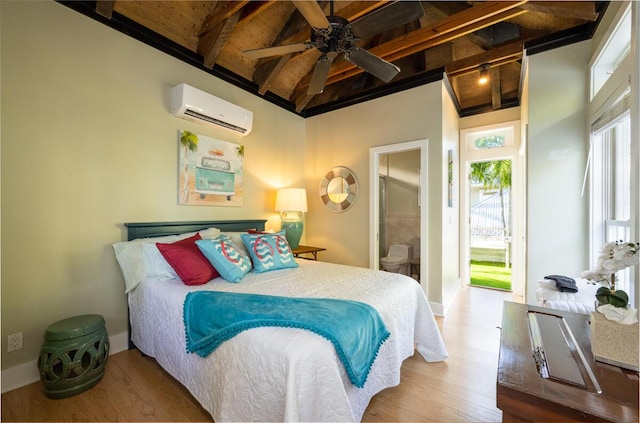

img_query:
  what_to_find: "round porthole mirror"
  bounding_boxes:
[319,166,358,212]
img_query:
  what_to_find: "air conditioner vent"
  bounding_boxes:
[171,84,253,136]
[184,109,248,134]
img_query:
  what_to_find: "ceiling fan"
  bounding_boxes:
[244,1,425,95]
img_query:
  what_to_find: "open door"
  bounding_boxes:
[460,122,524,297]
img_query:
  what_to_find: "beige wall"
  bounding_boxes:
[304,82,461,313]
[526,40,591,302]
[1,1,305,370]
[304,82,445,269]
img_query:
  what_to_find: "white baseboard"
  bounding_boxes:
[1,331,129,394]
[430,283,462,317]
[430,301,445,316]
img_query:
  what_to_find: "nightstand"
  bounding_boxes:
[292,245,326,261]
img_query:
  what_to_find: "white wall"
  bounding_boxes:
[526,41,591,303]
[1,0,305,376]
[440,84,461,313]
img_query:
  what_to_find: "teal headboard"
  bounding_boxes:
[125,219,267,241]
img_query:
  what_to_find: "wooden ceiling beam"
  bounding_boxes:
[95,0,114,19]
[198,1,249,37]
[490,66,501,110]
[520,1,598,21]
[333,1,392,24]
[295,1,529,96]
[422,2,493,51]
[199,11,242,69]
[445,41,524,78]
[237,1,278,25]
[256,54,292,95]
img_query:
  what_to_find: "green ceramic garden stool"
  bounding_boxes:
[38,314,109,399]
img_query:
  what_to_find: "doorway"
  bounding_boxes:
[370,139,429,286]
[460,122,524,297]
[468,158,513,291]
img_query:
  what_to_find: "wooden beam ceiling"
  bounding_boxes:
[59,0,604,117]
[293,1,530,110]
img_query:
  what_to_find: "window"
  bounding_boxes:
[474,135,506,149]
[588,1,634,303]
[591,4,631,99]
[589,96,631,294]
[465,126,513,151]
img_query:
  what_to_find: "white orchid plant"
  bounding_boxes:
[581,240,639,308]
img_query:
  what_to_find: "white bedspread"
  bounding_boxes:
[128,259,447,422]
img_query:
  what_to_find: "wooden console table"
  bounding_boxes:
[291,245,325,261]
[497,302,639,423]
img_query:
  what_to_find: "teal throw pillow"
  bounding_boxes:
[195,236,252,283]
[240,231,298,273]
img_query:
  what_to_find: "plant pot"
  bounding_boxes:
[590,311,639,371]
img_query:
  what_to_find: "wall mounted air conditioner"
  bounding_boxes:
[170,83,253,136]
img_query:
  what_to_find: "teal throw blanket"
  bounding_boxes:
[183,291,390,388]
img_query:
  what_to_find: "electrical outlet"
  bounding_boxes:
[7,333,23,352]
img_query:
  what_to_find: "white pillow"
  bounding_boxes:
[141,243,179,281]
[200,227,221,239]
[113,227,221,293]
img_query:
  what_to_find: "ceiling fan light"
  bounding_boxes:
[478,64,490,85]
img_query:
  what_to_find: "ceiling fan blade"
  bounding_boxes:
[308,55,334,95]
[345,47,400,83]
[347,1,424,39]
[243,43,311,59]
[292,1,331,30]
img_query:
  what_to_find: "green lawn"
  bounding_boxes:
[470,261,512,290]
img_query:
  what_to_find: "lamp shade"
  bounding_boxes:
[275,188,308,212]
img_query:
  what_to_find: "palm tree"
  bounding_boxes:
[471,159,512,268]
[180,131,199,203]
[471,138,511,223]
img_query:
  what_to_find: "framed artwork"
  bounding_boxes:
[178,130,244,206]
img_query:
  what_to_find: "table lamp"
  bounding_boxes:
[275,188,308,249]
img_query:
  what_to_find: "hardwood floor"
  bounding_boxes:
[2,286,521,422]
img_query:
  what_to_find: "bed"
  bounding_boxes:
[115,220,448,422]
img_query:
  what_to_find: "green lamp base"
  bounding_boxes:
[281,220,303,249]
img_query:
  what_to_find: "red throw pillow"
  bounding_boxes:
[156,233,219,285]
